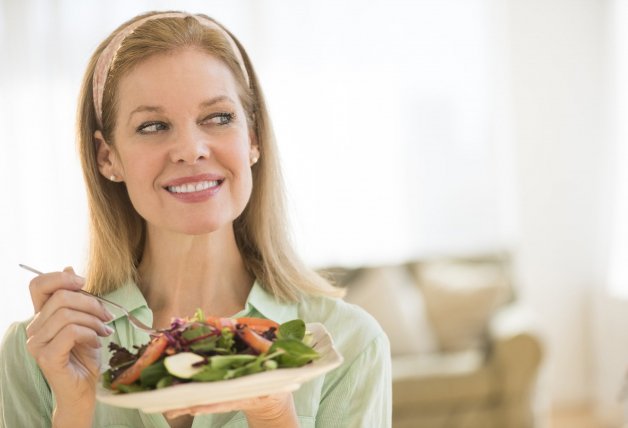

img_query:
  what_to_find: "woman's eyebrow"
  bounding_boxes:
[127,105,163,125]
[199,95,235,108]
[127,96,236,125]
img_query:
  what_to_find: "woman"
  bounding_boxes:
[0,11,391,428]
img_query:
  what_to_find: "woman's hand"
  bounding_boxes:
[25,267,114,426]
[165,392,299,428]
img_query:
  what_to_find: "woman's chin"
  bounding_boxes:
[174,220,231,236]
[142,218,229,237]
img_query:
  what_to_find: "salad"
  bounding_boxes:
[102,310,319,393]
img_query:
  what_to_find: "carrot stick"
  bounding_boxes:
[111,335,168,389]
[236,325,273,354]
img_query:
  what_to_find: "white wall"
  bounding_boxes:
[258,0,513,267]
[507,0,611,407]
[593,0,628,424]
[0,0,511,335]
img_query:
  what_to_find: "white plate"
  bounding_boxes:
[96,322,343,413]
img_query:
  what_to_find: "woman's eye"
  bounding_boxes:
[203,112,235,126]
[137,121,168,134]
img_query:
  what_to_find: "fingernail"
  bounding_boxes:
[104,325,114,336]
[104,309,115,321]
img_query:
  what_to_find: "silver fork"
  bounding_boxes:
[19,264,159,336]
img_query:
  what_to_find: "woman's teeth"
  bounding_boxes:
[167,180,220,193]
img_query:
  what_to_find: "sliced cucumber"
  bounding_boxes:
[164,352,205,379]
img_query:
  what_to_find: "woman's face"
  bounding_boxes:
[98,48,258,235]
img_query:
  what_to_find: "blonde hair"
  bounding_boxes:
[77,11,343,301]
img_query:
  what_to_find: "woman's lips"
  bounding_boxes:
[166,180,222,194]
[162,174,224,202]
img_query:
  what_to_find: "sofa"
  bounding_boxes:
[321,254,544,428]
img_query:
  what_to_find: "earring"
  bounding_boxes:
[109,175,116,181]
[251,157,259,165]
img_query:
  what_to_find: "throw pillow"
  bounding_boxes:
[343,266,438,357]
[412,261,510,352]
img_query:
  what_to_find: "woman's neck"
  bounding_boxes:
[137,224,253,328]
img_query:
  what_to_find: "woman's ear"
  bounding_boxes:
[94,130,121,181]
[249,133,260,166]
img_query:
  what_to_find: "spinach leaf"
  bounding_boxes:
[156,376,175,389]
[116,383,149,393]
[189,336,218,353]
[224,354,266,379]
[101,369,113,390]
[270,338,319,368]
[191,366,228,382]
[277,319,306,341]
[182,325,214,342]
[139,360,168,387]
[225,362,261,379]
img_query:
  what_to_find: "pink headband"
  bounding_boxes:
[92,12,249,128]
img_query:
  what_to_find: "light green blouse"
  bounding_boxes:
[0,281,391,427]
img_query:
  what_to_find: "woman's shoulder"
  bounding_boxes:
[1,318,31,349]
[0,319,37,369]
[297,294,388,363]
[0,319,55,426]
[0,318,42,381]
[298,294,378,326]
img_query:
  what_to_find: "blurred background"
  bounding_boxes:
[0,0,625,426]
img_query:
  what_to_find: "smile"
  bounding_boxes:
[166,180,222,194]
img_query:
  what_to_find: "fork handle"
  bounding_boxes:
[20,264,126,313]
[77,289,127,313]
[19,264,44,276]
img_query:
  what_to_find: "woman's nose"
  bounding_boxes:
[168,125,210,164]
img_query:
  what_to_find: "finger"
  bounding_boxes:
[165,396,270,418]
[165,409,190,419]
[166,408,201,419]
[166,401,249,418]
[27,324,101,371]
[27,306,113,344]
[29,270,85,312]
[31,289,113,334]
[166,403,230,418]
